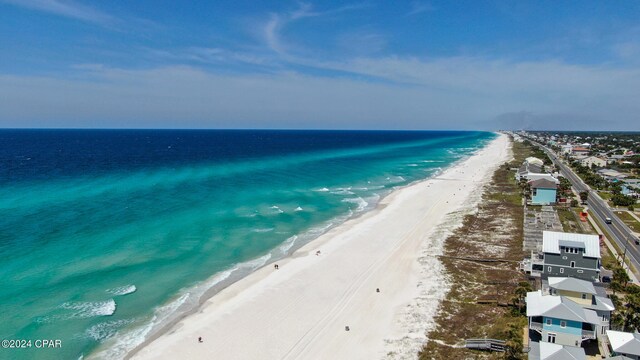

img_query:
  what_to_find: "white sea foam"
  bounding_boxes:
[342,197,368,212]
[294,206,303,211]
[331,189,355,195]
[93,293,190,360]
[407,163,419,167]
[269,205,284,214]
[85,319,135,342]
[106,285,137,296]
[279,235,298,253]
[60,299,116,318]
[95,252,277,359]
[252,228,274,233]
[313,187,330,192]
[238,253,272,270]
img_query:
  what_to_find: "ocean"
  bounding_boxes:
[0,129,495,359]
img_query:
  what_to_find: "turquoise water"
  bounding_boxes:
[0,130,494,359]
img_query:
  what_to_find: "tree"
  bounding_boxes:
[612,194,636,207]
[611,183,623,195]
[558,177,572,193]
[504,320,527,360]
[618,291,640,332]
[579,191,589,204]
[512,281,533,314]
[612,266,631,294]
[570,199,579,207]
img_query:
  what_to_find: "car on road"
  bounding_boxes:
[602,276,612,283]
[605,217,612,224]
[635,237,640,245]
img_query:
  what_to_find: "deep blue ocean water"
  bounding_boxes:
[0,129,494,359]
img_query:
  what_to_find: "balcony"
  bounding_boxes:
[581,328,596,340]
[530,321,543,333]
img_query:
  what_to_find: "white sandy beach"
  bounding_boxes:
[131,134,511,360]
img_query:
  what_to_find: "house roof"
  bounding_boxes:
[530,179,558,189]
[526,291,601,324]
[607,330,640,356]
[589,295,615,312]
[528,341,586,360]
[572,147,589,152]
[598,169,628,178]
[548,277,596,295]
[542,231,600,258]
[580,156,605,163]
[526,157,545,166]
[527,174,559,184]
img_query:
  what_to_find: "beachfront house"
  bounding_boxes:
[530,179,558,205]
[579,156,607,169]
[607,330,640,359]
[517,162,543,181]
[542,231,601,282]
[527,341,586,360]
[545,277,614,336]
[561,145,574,155]
[597,168,629,182]
[571,147,590,158]
[527,290,600,347]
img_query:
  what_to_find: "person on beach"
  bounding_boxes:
[316,250,321,256]
[274,264,279,270]
[198,337,203,343]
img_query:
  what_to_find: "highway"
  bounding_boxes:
[532,140,640,278]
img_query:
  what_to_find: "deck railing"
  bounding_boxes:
[465,339,506,352]
[530,321,543,332]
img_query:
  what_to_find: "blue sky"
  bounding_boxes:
[1,1,640,130]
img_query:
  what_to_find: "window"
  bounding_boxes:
[546,318,552,325]
[548,266,552,272]
[577,270,583,273]
[560,268,564,273]
[564,247,580,254]
[570,261,575,268]
[547,333,556,343]
[560,321,566,328]
[581,294,587,299]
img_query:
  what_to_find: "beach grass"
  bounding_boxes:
[615,211,640,232]
[419,139,530,359]
[557,207,586,233]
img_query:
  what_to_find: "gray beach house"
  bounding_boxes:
[542,231,601,282]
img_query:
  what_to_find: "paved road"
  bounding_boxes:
[532,141,640,277]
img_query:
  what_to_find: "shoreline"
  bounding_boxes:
[109,133,510,360]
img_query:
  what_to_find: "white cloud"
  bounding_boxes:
[1,0,113,25]
[407,1,434,16]
[1,57,639,130]
[261,2,369,55]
